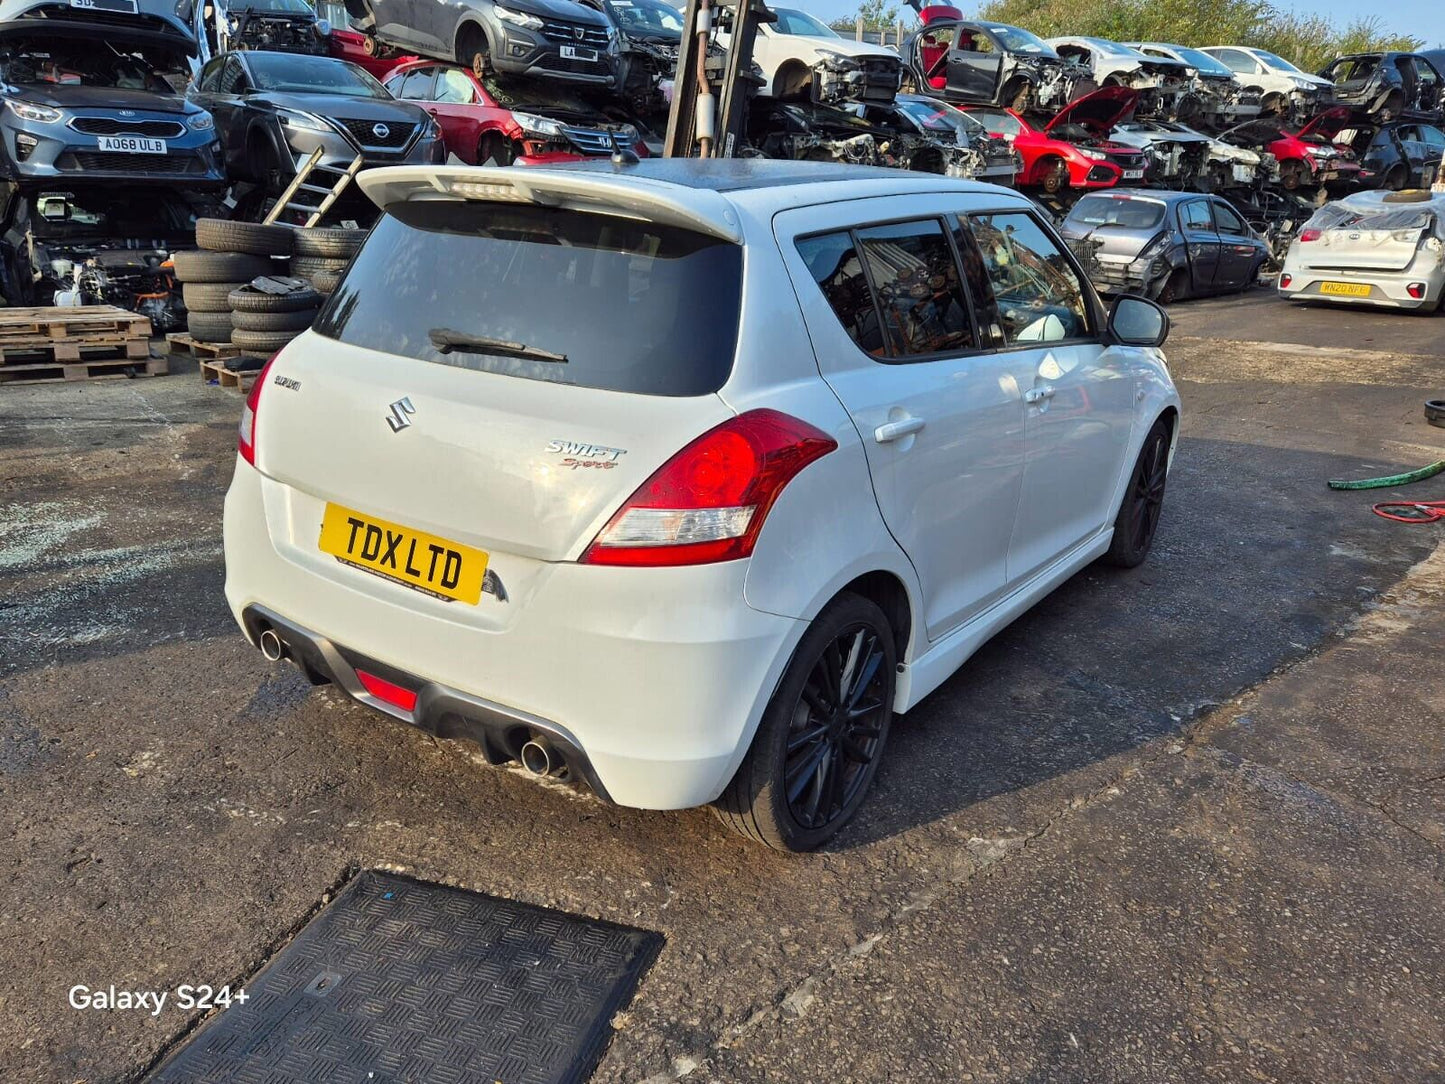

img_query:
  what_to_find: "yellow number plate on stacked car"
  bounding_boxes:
[319,503,488,604]
[1320,281,1372,298]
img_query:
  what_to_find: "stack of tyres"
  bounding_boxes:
[291,227,366,296]
[227,280,323,354]
[174,220,295,344]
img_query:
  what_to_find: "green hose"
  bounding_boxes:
[1328,460,1445,490]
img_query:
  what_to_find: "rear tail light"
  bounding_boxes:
[1407,282,1426,299]
[1298,229,1322,243]
[1279,273,1292,288]
[238,353,279,466]
[581,409,837,567]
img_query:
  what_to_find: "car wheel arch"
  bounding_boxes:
[454,18,490,63]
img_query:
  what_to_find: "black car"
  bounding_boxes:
[1059,189,1271,303]
[1343,120,1445,190]
[749,97,982,177]
[1319,52,1444,123]
[875,93,1021,184]
[576,0,682,118]
[187,50,443,206]
[899,7,1092,116]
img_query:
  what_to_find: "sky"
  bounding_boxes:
[795,0,1445,48]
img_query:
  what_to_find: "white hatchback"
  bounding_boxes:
[223,159,1181,850]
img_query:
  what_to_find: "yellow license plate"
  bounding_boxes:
[319,503,487,605]
[1320,281,1372,298]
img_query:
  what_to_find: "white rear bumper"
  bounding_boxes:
[223,458,805,809]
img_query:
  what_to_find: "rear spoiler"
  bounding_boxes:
[357,165,745,244]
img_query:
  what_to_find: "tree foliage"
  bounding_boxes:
[828,0,916,32]
[973,0,1423,73]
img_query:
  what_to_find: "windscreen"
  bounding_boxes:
[1170,47,1232,77]
[313,201,743,397]
[771,8,838,37]
[1066,195,1166,230]
[983,23,1054,56]
[246,52,387,96]
[605,0,683,38]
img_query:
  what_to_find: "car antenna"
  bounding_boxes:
[609,133,640,167]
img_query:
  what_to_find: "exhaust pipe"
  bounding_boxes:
[520,737,556,777]
[258,628,285,662]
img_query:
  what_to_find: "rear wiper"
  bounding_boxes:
[427,328,568,363]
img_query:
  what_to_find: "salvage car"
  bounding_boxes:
[961,89,1148,196]
[382,61,647,164]
[188,50,443,206]
[224,157,1179,849]
[1109,117,1211,189]
[1061,189,1270,302]
[576,0,683,120]
[1319,52,1443,124]
[0,184,199,320]
[342,0,618,87]
[1341,121,1445,190]
[716,6,900,106]
[1199,45,1332,123]
[1125,42,1262,128]
[1279,188,1445,311]
[901,7,1092,115]
[880,94,1022,184]
[748,98,964,175]
[1046,37,1194,120]
[1217,110,1361,192]
[207,0,330,55]
[0,21,225,186]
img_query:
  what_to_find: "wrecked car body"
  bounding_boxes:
[1318,52,1444,124]
[747,98,983,178]
[1279,188,1445,311]
[1046,37,1195,120]
[716,6,900,107]
[1109,118,1211,189]
[1199,46,1332,126]
[1061,189,1271,302]
[901,7,1093,116]
[1126,42,1262,129]
[1219,110,1361,193]
[207,0,331,56]
[881,93,1022,184]
[960,95,1148,196]
[1336,121,1445,190]
[0,183,199,321]
[576,0,686,121]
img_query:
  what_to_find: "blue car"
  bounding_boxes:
[0,11,225,186]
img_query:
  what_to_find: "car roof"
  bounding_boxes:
[359,161,1020,243]
[1075,189,1205,204]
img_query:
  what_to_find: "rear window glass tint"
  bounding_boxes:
[313,201,743,397]
[796,231,888,357]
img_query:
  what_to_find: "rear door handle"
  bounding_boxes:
[874,416,926,443]
[1023,385,1056,404]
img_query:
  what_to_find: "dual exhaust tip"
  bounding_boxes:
[255,622,565,781]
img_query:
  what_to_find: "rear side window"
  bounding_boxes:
[796,220,975,360]
[1066,195,1165,230]
[1180,200,1214,230]
[313,201,742,397]
[965,212,1091,345]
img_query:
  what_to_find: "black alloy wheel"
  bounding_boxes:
[715,593,896,850]
[1103,417,1171,567]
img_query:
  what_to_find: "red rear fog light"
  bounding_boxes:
[356,670,419,713]
[1279,273,1292,288]
[1406,282,1426,299]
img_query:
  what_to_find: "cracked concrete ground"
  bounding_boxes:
[1,296,1443,1083]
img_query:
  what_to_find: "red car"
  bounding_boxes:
[325,28,415,80]
[381,60,650,166]
[960,87,1150,195]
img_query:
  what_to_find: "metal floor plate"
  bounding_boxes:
[147,871,662,1084]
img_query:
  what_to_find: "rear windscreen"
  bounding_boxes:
[1066,196,1165,230]
[313,201,743,397]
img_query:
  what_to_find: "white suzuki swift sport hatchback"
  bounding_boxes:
[224,159,1180,850]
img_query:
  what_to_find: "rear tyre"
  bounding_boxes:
[194,218,294,257]
[1103,417,1171,568]
[186,310,234,343]
[1156,269,1188,305]
[1384,165,1408,192]
[714,593,895,851]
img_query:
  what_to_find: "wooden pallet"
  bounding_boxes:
[0,355,166,386]
[199,358,262,391]
[0,337,150,364]
[167,333,243,360]
[0,304,152,343]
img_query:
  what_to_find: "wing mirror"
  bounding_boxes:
[1108,295,1169,347]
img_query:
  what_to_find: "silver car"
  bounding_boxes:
[1279,189,1445,311]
